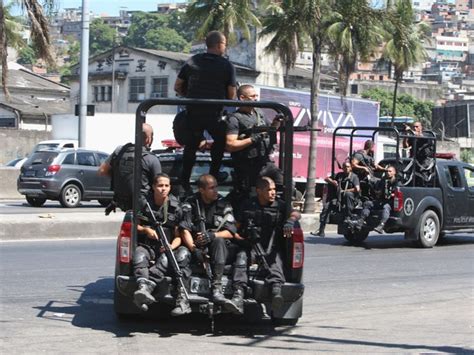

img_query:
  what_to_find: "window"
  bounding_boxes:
[379,75,384,81]
[369,75,375,80]
[445,166,462,188]
[97,153,109,164]
[463,167,474,190]
[77,152,96,166]
[93,86,112,102]
[62,153,75,165]
[151,77,168,98]
[129,78,146,102]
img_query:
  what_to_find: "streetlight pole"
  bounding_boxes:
[78,0,90,147]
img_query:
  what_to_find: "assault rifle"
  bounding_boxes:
[195,201,213,281]
[246,219,270,273]
[145,201,189,301]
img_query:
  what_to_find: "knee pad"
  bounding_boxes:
[157,253,168,269]
[133,250,148,266]
[235,251,248,267]
[175,246,191,264]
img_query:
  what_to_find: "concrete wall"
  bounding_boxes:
[0,128,51,164]
[0,168,22,199]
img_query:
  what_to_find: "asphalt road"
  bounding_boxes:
[1,233,473,353]
[0,199,105,215]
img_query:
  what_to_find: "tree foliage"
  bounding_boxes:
[186,0,261,45]
[17,44,36,64]
[383,0,430,124]
[361,88,434,126]
[89,18,117,56]
[325,0,384,95]
[123,12,189,52]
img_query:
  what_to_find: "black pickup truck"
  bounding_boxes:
[114,98,305,328]
[329,126,474,248]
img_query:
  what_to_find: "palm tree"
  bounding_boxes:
[325,0,384,96]
[383,0,430,125]
[259,0,307,86]
[1,0,55,96]
[260,0,333,212]
[186,0,261,45]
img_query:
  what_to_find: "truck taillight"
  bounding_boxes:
[291,227,304,269]
[45,164,61,176]
[118,221,132,263]
[393,188,404,212]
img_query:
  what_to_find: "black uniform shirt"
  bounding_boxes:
[178,53,236,114]
[352,149,375,179]
[138,194,181,243]
[179,193,237,236]
[335,171,359,191]
[237,197,287,249]
[375,177,400,202]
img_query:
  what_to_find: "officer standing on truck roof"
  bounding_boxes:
[174,31,237,193]
[236,177,300,312]
[98,123,161,212]
[132,174,192,316]
[225,84,283,198]
[179,174,244,308]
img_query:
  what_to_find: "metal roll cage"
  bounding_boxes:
[133,98,296,244]
[331,126,437,185]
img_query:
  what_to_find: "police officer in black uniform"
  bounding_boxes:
[133,174,192,316]
[352,165,400,233]
[327,162,360,221]
[179,174,246,309]
[236,177,300,312]
[174,31,237,192]
[311,173,339,237]
[98,123,162,211]
[226,84,283,198]
[351,140,385,198]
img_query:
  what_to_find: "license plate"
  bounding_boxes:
[24,170,36,177]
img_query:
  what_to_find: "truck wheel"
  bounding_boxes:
[26,196,46,207]
[60,184,82,208]
[271,317,299,326]
[344,230,369,244]
[416,210,440,248]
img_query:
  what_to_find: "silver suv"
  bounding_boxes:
[17,148,113,207]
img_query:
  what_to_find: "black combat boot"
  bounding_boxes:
[212,265,229,305]
[271,284,284,312]
[225,287,244,314]
[373,222,385,234]
[133,279,156,312]
[171,285,191,317]
[310,225,325,238]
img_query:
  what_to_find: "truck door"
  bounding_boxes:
[443,165,467,227]
[461,165,474,227]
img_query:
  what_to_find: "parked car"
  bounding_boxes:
[5,157,28,168]
[17,148,113,207]
[31,139,78,153]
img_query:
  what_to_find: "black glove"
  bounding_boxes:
[195,231,215,248]
[174,268,183,278]
[250,133,264,145]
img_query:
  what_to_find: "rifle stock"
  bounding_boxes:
[247,219,270,272]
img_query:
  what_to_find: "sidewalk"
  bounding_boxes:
[1,211,125,240]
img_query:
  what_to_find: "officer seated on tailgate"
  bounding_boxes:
[235,177,300,312]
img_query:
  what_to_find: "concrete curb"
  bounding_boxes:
[0,211,336,241]
[1,213,125,240]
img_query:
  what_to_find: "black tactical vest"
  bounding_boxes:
[242,198,284,247]
[230,109,272,162]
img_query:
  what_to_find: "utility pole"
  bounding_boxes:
[78,0,90,147]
